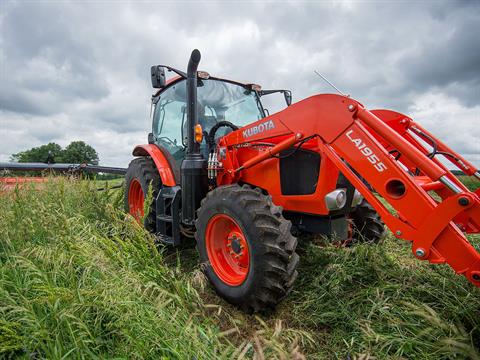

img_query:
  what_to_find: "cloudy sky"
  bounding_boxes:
[1,0,479,167]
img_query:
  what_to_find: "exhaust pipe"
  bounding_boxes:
[181,49,208,225]
[186,49,201,155]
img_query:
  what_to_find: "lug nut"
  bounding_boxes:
[395,230,402,236]
[473,273,480,281]
[415,248,426,258]
[458,197,469,206]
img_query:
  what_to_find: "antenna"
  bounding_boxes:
[314,70,348,97]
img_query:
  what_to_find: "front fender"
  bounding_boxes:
[132,144,176,186]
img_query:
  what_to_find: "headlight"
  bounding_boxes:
[325,189,347,211]
[352,190,363,207]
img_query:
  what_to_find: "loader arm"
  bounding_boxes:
[218,94,480,287]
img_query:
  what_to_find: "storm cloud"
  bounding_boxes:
[1,0,479,167]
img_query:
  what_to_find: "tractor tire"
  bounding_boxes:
[124,157,161,232]
[195,184,299,313]
[350,199,386,244]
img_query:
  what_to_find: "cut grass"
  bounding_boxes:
[0,179,479,359]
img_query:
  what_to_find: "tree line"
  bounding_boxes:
[11,141,99,165]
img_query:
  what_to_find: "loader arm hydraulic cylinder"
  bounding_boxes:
[355,107,447,182]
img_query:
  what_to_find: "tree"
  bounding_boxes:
[11,143,63,163]
[11,141,99,164]
[61,141,99,165]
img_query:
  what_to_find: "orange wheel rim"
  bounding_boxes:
[128,178,144,222]
[205,214,250,286]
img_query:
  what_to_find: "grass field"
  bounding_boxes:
[0,179,479,359]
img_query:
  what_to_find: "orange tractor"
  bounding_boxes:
[125,49,480,312]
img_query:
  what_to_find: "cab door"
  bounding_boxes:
[152,80,187,174]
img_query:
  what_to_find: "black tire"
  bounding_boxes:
[350,199,386,243]
[195,184,299,313]
[124,157,161,232]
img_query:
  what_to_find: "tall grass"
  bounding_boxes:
[0,179,234,358]
[0,179,479,359]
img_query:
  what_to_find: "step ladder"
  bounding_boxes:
[156,186,181,246]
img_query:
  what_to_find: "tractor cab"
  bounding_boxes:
[151,77,266,167]
[149,63,292,172]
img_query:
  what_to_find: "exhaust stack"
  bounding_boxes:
[181,49,208,225]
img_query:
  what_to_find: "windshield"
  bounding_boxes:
[196,79,265,127]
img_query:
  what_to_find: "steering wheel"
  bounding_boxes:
[207,121,238,150]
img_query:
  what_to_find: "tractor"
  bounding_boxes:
[124,49,480,312]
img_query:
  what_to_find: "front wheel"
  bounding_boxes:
[195,184,299,312]
[350,199,386,244]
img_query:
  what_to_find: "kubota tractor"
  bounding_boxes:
[125,49,480,312]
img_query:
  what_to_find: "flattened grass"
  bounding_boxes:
[285,237,480,359]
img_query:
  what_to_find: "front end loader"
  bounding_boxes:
[125,49,480,312]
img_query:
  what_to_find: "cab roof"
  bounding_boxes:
[153,73,260,98]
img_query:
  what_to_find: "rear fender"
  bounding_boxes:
[132,144,176,186]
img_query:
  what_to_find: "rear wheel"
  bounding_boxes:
[195,184,299,312]
[350,199,386,243]
[124,157,161,232]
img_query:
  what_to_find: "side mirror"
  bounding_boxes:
[151,65,166,88]
[148,132,155,144]
[283,90,292,106]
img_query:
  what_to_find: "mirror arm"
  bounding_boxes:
[158,65,187,78]
[258,89,293,106]
[258,89,283,96]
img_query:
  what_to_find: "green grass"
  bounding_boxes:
[0,179,479,359]
[458,175,480,192]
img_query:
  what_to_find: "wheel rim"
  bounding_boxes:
[128,178,144,221]
[205,214,250,286]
